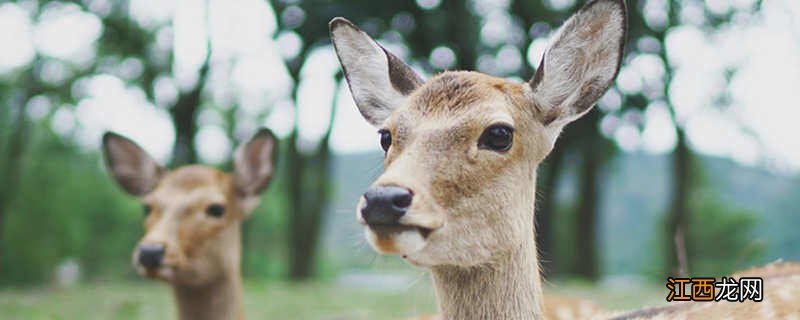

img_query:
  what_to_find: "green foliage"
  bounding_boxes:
[0,126,141,284]
[646,186,763,279]
[685,190,764,276]
[241,171,291,280]
[551,201,579,275]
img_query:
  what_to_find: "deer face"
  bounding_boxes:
[102,129,277,286]
[135,166,243,285]
[331,0,626,267]
[359,73,553,267]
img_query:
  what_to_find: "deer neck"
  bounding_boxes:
[172,225,245,320]
[431,239,543,320]
[431,178,544,320]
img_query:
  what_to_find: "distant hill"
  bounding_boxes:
[321,151,800,275]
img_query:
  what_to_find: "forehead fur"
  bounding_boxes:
[159,165,230,192]
[409,71,526,116]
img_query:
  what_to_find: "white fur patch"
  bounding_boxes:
[393,229,427,253]
[365,228,427,255]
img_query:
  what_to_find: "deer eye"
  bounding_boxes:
[143,204,152,217]
[378,129,391,152]
[206,204,225,218]
[478,125,514,152]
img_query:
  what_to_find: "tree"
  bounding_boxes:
[0,63,38,241]
[97,2,212,166]
[623,0,763,276]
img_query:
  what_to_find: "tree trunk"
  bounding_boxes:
[169,4,211,167]
[169,97,199,166]
[536,143,565,277]
[573,114,600,280]
[667,129,691,276]
[169,61,210,166]
[287,73,340,280]
[287,132,333,279]
[0,67,37,241]
[286,127,307,279]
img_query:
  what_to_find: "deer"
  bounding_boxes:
[329,0,800,319]
[412,295,602,320]
[102,128,277,320]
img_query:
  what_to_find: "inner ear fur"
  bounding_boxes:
[233,128,278,198]
[329,17,424,127]
[529,0,627,127]
[102,132,164,197]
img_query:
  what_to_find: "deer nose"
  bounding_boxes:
[361,186,413,225]
[137,244,165,269]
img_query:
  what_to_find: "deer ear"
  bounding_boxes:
[102,132,164,197]
[330,17,424,127]
[233,128,277,199]
[529,0,626,128]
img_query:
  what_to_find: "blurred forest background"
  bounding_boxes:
[1,0,799,317]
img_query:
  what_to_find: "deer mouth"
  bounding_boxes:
[368,224,434,238]
[137,265,175,280]
[364,223,436,255]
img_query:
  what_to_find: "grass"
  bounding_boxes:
[0,278,665,319]
[0,280,437,320]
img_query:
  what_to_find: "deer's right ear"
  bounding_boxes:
[330,17,424,127]
[102,132,164,197]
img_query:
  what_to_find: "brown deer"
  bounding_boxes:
[102,129,277,320]
[412,294,602,320]
[330,0,800,319]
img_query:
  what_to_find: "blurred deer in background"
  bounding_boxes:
[331,0,800,318]
[102,129,277,320]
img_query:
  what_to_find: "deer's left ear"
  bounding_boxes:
[102,132,164,197]
[330,17,424,127]
[529,0,627,128]
[233,128,277,202]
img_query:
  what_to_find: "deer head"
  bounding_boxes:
[331,0,626,269]
[102,129,277,287]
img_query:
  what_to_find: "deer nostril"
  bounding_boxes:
[392,192,412,209]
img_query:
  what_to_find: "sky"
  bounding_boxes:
[0,0,799,173]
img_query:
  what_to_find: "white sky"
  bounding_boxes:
[0,0,799,172]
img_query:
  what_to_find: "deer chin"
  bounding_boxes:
[135,265,176,282]
[364,224,434,256]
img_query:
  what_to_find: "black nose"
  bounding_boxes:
[138,244,165,269]
[361,186,413,225]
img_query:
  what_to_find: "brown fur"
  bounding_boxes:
[356,70,554,319]
[337,40,614,317]
[103,130,276,320]
[410,294,604,320]
[331,1,798,319]
[331,0,782,319]
[137,166,248,320]
[544,295,604,320]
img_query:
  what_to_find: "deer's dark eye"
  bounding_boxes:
[379,129,391,152]
[143,204,152,217]
[478,125,514,152]
[206,204,225,218]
